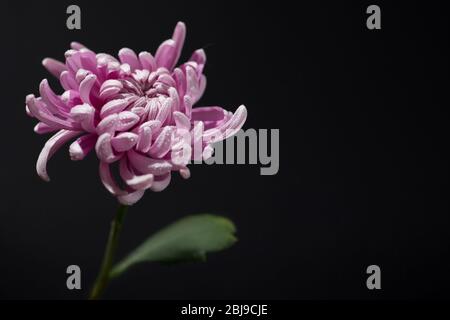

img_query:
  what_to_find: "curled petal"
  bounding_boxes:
[100,98,129,118]
[139,51,156,72]
[75,68,91,84]
[191,106,227,122]
[179,167,191,179]
[150,173,171,192]
[42,58,66,78]
[99,79,123,100]
[111,132,138,152]
[70,41,86,50]
[185,66,200,100]
[183,95,193,118]
[70,103,96,133]
[147,99,160,120]
[119,157,154,190]
[128,149,172,175]
[36,130,81,181]
[155,39,176,70]
[148,126,174,158]
[79,74,97,105]
[80,49,98,73]
[95,133,122,163]
[203,105,247,143]
[155,98,172,124]
[173,68,186,98]
[34,122,57,134]
[39,79,67,115]
[26,94,78,130]
[60,71,78,91]
[119,48,141,71]
[99,161,145,205]
[69,133,96,160]
[139,120,161,131]
[96,114,118,135]
[168,87,180,112]
[170,21,186,70]
[99,161,127,196]
[117,190,145,205]
[173,111,191,130]
[136,126,152,153]
[190,49,206,68]
[116,111,140,131]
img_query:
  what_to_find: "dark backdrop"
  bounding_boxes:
[0,0,448,299]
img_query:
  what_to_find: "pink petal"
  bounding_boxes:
[155,98,172,124]
[119,157,154,190]
[203,105,247,142]
[147,99,160,120]
[150,173,171,192]
[42,58,66,78]
[69,133,96,160]
[136,126,152,153]
[26,95,78,130]
[36,130,81,181]
[139,51,156,72]
[79,74,97,105]
[60,71,78,91]
[179,167,191,179]
[170,21,186,70]
[128,149,172,175]
[116,111,140,131]
[173,111,191,130]
[70,41,86,50]
[70,103,96,133]
[99,160,146,205]
[117,190,145,205]
[79,49,98,73]
[190,49,206,67]
[111,132,138,152]
[155,39,176,70]
[99,161,127,196]
[39,79,67,116]
[185,65,200,100]
[173,68,186,98]
[168,87,181,112]
[183,95,193,118]
[100,99,129,118]
[191,106,227,122]
[148,126,174,158]
[99,79,123,100]
[95,133,122,163]
[34,122,57,134]
[118,48,141,71]
[96,114,118,135]
[191,121,204,161]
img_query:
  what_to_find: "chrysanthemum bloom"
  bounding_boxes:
[26,22,247,205]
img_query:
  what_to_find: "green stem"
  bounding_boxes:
[89,204,128,300]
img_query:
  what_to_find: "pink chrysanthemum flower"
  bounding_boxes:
[26,22,247,205]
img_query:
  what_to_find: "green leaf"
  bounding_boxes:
[110,214,237,278]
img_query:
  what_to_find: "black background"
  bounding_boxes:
[0,0,448,300]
